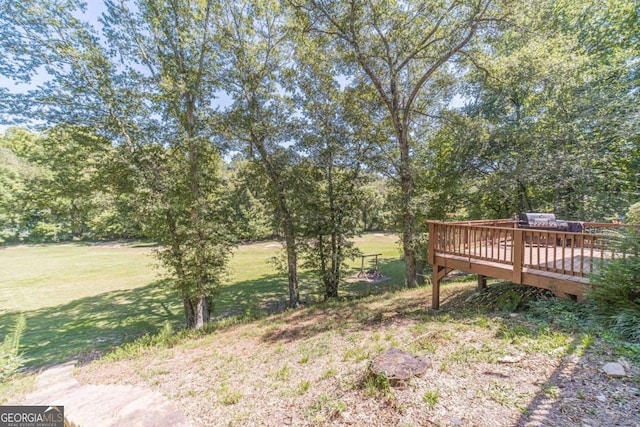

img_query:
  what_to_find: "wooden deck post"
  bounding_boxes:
[432,267,440,310]
[513,228,523,284]
[428,221,436,265]
[477,274,487,290]
[429,221,440,310]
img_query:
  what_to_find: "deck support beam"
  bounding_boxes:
[477,274,487,290]
[431,265,452,311]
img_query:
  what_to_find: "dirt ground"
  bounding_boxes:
[72,282,639,426]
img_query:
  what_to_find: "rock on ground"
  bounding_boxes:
[602,362,626,378]
[370,347,431,384]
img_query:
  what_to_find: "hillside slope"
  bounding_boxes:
[76,282,639,427]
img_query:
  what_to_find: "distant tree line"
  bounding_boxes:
[0,127,395,244]
[0,0,637,328]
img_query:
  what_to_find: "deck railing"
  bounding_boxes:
[429,220,630,279]
[432,222,515,265]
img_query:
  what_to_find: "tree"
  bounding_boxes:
[457,0,639,221]
[224,158,277,241]
[0,126,143,242]
[292,0,508,286]
[217,0,303,307]
[0,129,46,242]
[294,36,371,299]
[0,0,233,328]
[39,126,113,238]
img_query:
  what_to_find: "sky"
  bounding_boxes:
[1,0,467,135]
[0,1,106,133]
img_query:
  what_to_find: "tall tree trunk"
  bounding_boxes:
[326,161,339,299]
[398,128,418,288]
[186,98,211,328]
[252,139,300,308]
[284,219,300,307]
[183,296,210,329]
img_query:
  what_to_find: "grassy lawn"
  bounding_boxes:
[0,234,403,368]
[220,233,405,314]
[0,243,182,368]
[2,236,638,425]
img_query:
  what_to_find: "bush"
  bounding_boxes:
[626,201,640,224]
[0,315,26,383]
[589,229,640,342]
[30,222,63,242]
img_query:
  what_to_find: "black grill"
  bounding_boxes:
[518,213,569,231]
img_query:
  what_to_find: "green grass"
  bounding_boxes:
[219,233,404,310]
[0,234,404,369]
[422,389,439,409]
[0,243,184,368]
[0,243,161,312]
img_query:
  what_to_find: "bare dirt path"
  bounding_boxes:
[22,361,192,426]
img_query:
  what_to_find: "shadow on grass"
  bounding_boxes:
[258,278,557,345]
[215,257,409,320]
[0,280,183,370]
[1,256,413,371]
[215,274,290,318]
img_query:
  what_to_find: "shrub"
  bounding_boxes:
[626,202,640,224]
[589,228,640,342]
[30,222,63,242]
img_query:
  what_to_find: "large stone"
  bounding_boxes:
[602,362,627,378]
[370,347,431,384]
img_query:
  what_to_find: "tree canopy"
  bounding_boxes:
[0,0,637,326]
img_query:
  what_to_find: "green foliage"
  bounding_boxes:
[589,229,640,341]
[496,289,522,312]
[455,0,638,221]
[608,309,640,343]
[103,321,195,363]
[626,202,640,224]
[527,298,595,331]
[297,380,311,395]
[219,382,243,405]
[1,0,637,323]
[422,390,440,410]
[0,0,236,327]
[218,0,303,307]
[0,126,139,243]
[362,370,392,398]
[223,160,276,241]
[295,0,510,287]
[0,315,26,383]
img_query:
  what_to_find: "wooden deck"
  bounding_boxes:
[427,220,630,310]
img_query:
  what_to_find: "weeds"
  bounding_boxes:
[219,382,242,405]
[297,380,311,395]
[422,390,439,409]
[307,394,348,421]
[1,315,26,383]
[410,337,438,354]
[320,368,337,379]
[343,346,370,362]
[275,364,291,382]
[487,381,520,408]
[102,321,179,362]
[543,383,560,399]
[362,370,392,398]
